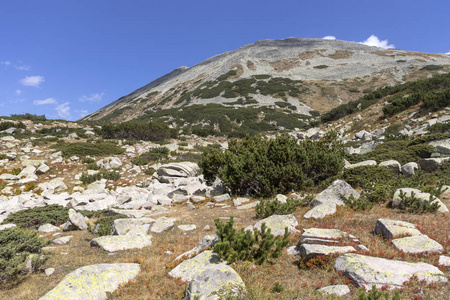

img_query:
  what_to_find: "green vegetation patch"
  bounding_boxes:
[1,204,70,229]
[96,120,173,141]
[0,227,46,283]
[52,140,125,157]
[200,132,344,197]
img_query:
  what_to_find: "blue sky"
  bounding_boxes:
[1,0,449,121]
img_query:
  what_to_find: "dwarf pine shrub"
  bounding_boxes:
[398,191,440,213]
[358,285,401,300]
[214,216,289,265]
[255,198,300,218]
[1,205,69,229]
[0,227,46,283]
[200,132,344,197]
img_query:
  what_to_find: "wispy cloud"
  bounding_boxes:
[55,102,71,119]
[360,35,395,49]
[1,61,30,70]
[33,98,57,105]
[79,92,104,102]
[322,36,336,40]
[20,75,45,87]
[76,109,89,118]
[16,90,22,95]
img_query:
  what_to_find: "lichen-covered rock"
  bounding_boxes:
[303,202,336,219]
[379,160,401,174]
[38,223,61,233]
[0,223,17,231]
[168,250,223,282]
[39,263,140,300]
[343,160,377,170]
[374,218,421,240]
[300,228,347,242]
[213,194,231,202]
[310,180,359,208]
[185,264,246,300]
[418,157,450,172]
[334,253,447,290]
[52,236,73,245]
[63,209,88,231]
[90,235,152,252]
[178,224,196,231]
[319,285,350,296]
[252,214,298,236]
[150,216,176,233]
[439,255,450,267]
[401,162,418,178]
[96,156,122,170]
[300,244,356,261]
[391,235,444,254]
[112,218,155,235]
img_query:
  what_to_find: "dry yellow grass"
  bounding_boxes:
[1,199,448,300]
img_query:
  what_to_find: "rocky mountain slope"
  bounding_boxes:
[82,38,450,129]
[1,54,450,299]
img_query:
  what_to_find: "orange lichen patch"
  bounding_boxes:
[269,59,302,72]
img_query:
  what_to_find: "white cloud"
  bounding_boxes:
[55,102,71,119]
[20,75,45,87]
[446,52,450,56]
[1,61,30,70]
[322,36,336,40]
[33,98,57,105]
[1,61,11,66]
[14,64,30,71]
[79,92,104,102]
[16,90,21,95]
[360,35,395,49]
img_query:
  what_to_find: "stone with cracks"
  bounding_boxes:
[374,218,421,240]
[174,235,219,261]
[90,235,152,252]
[300,228,347,242]
[157,162,200,178]
[310,180,359,208]
[391,235,444,254]
[318,285,350,297]
[169,250,223,282]
[252,214,298,236]
[300,244,356,261]
[334,253,447,290]
[185,264,246,300]
[150,216,176,233]
[39,263,140,300]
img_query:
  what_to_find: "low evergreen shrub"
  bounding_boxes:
[255,198,300,218]
[96,120,172,141]
[52,141,124,157]
[0,227,46,283]
[398,191,441,214]
[214,216,290,265]
[200,132,344,197]
[88,215,127,236]
[358,285,401,300]
[1,205,69,229]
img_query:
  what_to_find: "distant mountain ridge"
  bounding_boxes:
[81,37,450,129]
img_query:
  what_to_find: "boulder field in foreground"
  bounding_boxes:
[39,263,140,300]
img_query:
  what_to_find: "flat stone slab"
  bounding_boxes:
[300,244,356,261]
[185,264,246,300]
[90,235,152,252]
[334,253,447,290]
[252,214,298,236]
[169,250,223,282]
[178,224,196,231]
[150,216,176,233]
[392,235,444,254]
[0,224,17,231]
[112,218,155,235]
[301,228,347,241]
[374,219,421,240]
[319,285,350,297]
[236,201,260,210]
[39,263,140,300]
[303,202,336,219]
